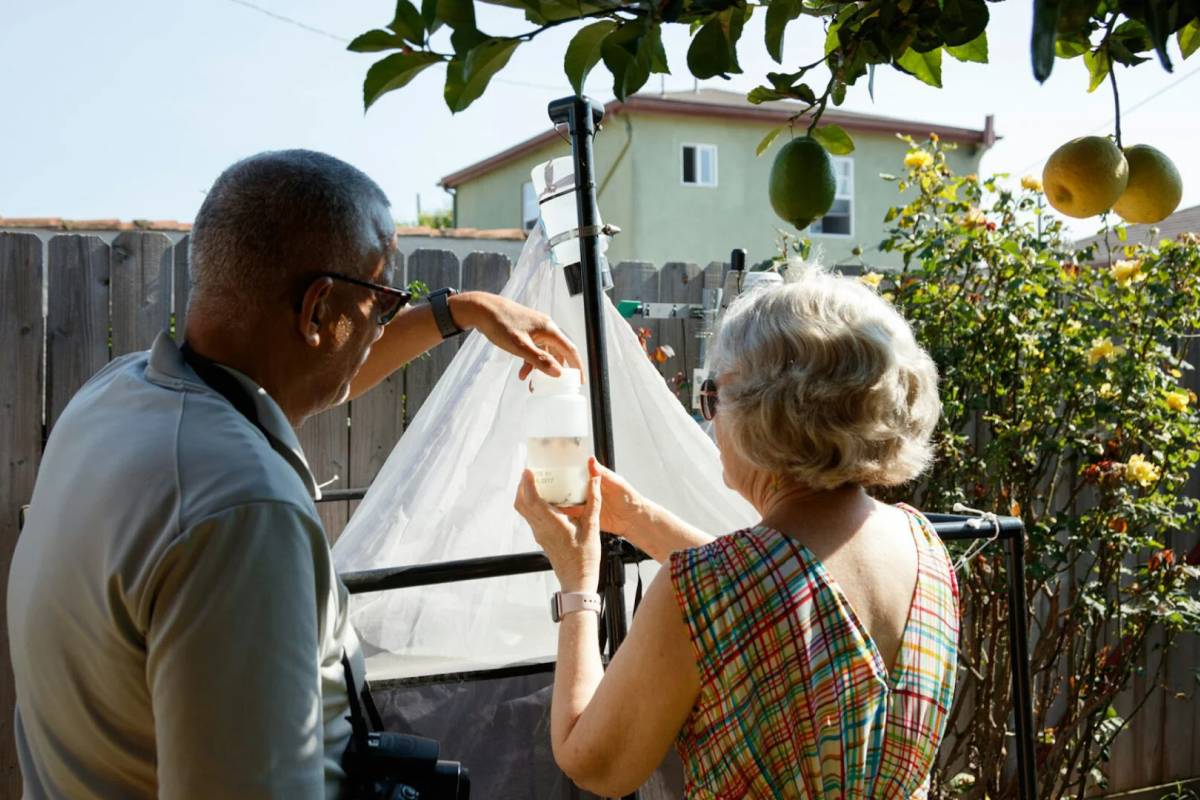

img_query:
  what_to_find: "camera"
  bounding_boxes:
[345,731,470,800]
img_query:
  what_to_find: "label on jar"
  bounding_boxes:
[532,466,589,507]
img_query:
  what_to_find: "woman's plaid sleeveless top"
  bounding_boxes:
[668,504,959,799]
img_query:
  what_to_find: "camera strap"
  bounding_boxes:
[178,342,386,746]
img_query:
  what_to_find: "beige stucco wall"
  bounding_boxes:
[452,109,985,269]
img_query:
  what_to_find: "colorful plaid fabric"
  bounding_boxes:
[669,504,959,799]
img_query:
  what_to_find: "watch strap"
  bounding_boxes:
[428,288,463,339]
[552,591,602,622]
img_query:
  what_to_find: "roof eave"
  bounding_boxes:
[439,95,994,188]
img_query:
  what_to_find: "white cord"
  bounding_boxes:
[950,502,1003,573]
[317,474,340,490]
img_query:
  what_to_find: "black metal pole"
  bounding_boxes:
[549,94,635,800]
[1005,532,1039,800]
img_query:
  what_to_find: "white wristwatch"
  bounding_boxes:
[551,591,602,623]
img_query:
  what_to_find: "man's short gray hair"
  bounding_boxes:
[189,150,395,315]
[710,263,940,490]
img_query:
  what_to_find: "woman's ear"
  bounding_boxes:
[297,277,333,347]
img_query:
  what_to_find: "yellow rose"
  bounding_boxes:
[1123,454,1161,487]
[1166,390,1189,412]
[859,272,884,289]
[964,207,986,228]
[1099,382,1114,397]
[1066,319,1083,332]
[1170,368,1182,378]
[1021,175,1043,192]
[905,150,934,169]
[1109,259,1146,288]
[930,133,939,143]
[1087,337,1125,366]
[882,292,895,302]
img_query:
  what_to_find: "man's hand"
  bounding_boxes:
[452,292,583,380]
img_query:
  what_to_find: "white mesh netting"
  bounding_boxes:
[333,160,754,682]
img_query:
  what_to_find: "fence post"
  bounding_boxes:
[404,250,462,423]
[0,232,45,797]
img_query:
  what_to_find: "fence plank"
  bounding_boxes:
[46,236,110,431]
[1161,635,1200,781]
[299,405,349,546]
[174,235,190,344]
[0,232,45,797]
[110,232,172,357]
[656,262,700,385]
[610,262,659,363]
[462,251,511,295]
[347,253,407,515]
[404,251,461,423]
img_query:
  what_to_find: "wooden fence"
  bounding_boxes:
[1,231,1197,798]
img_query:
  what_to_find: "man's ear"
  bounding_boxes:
[297,277,334,348]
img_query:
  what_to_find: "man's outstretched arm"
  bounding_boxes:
[348,292,582,400]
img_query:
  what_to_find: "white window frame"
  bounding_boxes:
[680,143,718,188]
[809,157,854,238]
[520,181,539,231]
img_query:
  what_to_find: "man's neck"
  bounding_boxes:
[183,324,304,427]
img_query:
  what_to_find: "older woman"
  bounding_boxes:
[514,265,959,799]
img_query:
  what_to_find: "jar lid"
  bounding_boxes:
[530,367,583,395]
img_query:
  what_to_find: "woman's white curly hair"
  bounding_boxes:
[709,259,941,490]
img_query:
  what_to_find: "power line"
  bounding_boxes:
[1013,62,1200,176]
[220,0,565,91]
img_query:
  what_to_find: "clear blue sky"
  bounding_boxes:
[2,0,1197,241]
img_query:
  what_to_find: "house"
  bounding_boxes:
[440,89,996,269]
[1074,202,1200,262]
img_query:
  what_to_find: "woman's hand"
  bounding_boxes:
[561,458,648,539]
[451,292,583,381]
[515,470,602,593]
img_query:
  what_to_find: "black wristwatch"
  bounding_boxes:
[428,287,464,339]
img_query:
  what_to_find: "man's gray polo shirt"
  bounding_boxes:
[8,332,365,799]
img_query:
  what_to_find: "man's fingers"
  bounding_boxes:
[535,328,583,376]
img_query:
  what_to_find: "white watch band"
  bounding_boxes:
[551,591,602,623]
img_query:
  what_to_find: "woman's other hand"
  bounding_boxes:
[515,471,602,593]
[561,458,647,539]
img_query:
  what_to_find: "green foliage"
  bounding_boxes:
[350,0,1198,162]
[861,140,1200,799]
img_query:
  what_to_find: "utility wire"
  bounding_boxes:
[221,0,565,91]
[1013,62,1200,176]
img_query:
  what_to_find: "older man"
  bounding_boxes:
[8,150,578,799]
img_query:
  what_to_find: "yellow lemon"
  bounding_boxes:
[1042,136,1129,219]
[1112,144,1183,224]
[769,137,837,231]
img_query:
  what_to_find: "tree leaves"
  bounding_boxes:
[444,38,520,112]
[937,0,990,47]
[896,46,943,87]
[757,125,786,157]
[364,52,444,109]
[389,0,426,44]
[436,0,476,30]
[945,31,989,63]
[348,29,411,53]
[687,6,749,80]
[1084,47,1110,92]
[565,21,616,96]
[601,20,658,101]
[1180,19,1200,59]
[810,124,855,155]
[765,0,805,64]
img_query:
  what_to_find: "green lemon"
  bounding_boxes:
[769,137,837,231]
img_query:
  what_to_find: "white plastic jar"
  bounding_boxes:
[525,367,591,506]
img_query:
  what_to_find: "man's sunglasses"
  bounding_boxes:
[699,377,719,421]
[322,273,413,326]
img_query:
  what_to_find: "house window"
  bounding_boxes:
[681,144,717,187]
[521,181,538,231]
[810,157,853,236]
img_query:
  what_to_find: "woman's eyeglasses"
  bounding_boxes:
[699,377,719,421]
[322,273,413,326]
